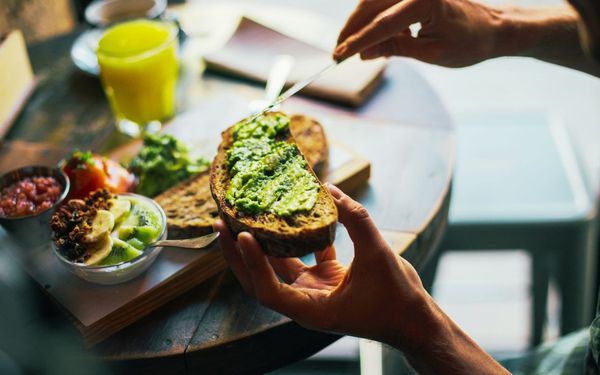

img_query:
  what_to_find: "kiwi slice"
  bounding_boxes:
[98,238,142,266]
[126,237,145,250]
[121,200,161,228]
[117,225,136,240]
[133,225,160,243]
[118,225,160,244]
[116,199,162,244]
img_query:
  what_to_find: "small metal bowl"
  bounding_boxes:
[0,166,70,248]
[52,193,167,285]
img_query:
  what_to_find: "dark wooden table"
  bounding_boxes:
[3,3,454,374]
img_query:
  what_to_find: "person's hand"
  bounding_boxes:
[334,0,503,67]
[213,184,441,352]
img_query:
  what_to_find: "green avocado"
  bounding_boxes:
[225,114,319,217]
[129,133,210,197]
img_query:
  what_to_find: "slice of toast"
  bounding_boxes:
[210,113,337,257]
[154,115,329,240]
[154,171,217,239]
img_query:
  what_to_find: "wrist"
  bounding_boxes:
[380,290,449,353]
[390,297,509,375]
[492,5,581,59]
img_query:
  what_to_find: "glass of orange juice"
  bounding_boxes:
[97,19,178,137]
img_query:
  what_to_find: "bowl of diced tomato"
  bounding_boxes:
[0,166,70,247]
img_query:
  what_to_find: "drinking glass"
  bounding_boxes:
[97,19,178,137]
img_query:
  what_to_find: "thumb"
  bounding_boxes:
[327,184,386,254]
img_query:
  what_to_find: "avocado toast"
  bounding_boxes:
[210,112,337,257]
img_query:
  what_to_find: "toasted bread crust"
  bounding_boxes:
[291,114,329,179]
[210,114,337,257]
[154,171,217,239]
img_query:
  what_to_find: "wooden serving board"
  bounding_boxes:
[1,105,370,346]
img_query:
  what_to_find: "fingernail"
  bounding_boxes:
[237,233,251,265]
[327,183,343,199]
[237,232,246,245]
[334,43,347,57]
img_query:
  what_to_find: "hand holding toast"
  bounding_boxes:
[215,185,509,374]
[214,184,438,352]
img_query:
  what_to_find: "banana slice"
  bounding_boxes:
[84,234,113,265]
[83,209,115,244]
[109,197,131,223]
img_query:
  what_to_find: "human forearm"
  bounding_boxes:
[217,185,508,374]
[384,296,509,375]
[493,5,600,76]
[335,0,600,75]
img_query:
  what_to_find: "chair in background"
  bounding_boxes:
[421,112,599,347]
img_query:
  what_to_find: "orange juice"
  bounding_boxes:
[97,20,178,133]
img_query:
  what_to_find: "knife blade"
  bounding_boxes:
[245,61,338,123]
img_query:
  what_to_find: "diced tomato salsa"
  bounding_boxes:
[0,176,62,217]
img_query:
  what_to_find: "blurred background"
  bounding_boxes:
[2,0,600,374]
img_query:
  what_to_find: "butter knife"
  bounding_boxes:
[245,61,338,122]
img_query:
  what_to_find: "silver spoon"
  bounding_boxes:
[147,232,220,250]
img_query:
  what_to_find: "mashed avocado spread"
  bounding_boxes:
[130,134,210,197]
[225,114,319,217]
